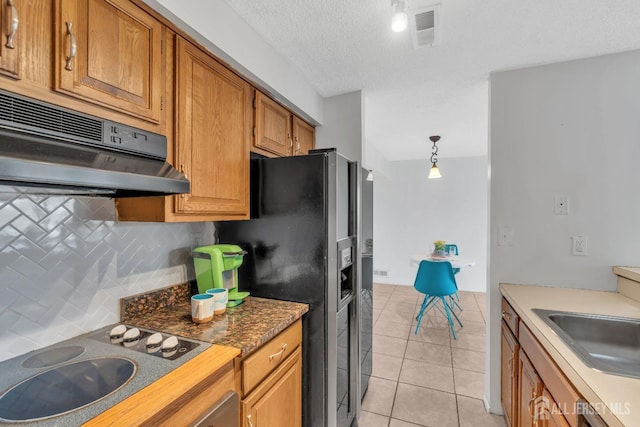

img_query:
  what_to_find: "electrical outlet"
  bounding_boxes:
[553,195,569,215]
[571,236,587,256]
[497,226,514,246]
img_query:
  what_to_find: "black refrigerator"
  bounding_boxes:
[359,167,373,402]
[217,149,360,427]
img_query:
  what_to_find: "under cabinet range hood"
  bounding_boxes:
[0,90,189,197]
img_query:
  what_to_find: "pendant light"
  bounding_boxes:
[428,135,442,179]
[366,170,374,181]
[391,0,408,32]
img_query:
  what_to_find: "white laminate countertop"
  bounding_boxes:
[500,282,640,427]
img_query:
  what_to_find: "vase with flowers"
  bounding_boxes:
[433,240,446,257]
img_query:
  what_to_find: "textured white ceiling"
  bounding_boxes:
[224,0,640,161]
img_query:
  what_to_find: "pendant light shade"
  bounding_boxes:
[391,0,408,32]
[428,135,442,179]
[428,164,442,179]
[366,170,374,181]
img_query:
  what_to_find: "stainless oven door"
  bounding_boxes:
[190,391,239,427]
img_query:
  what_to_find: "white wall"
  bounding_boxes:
[487,49,640,412]
[146,0,323,125]
[374,156,489,292]
[316,91,363,163]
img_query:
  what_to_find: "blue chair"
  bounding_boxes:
[413,260,463,339]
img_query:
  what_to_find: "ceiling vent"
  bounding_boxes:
[410,4,440,48]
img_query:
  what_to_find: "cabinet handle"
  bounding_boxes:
[64,22,77,71]
[247,414,254,427]
[501,311,512,321]
[179,164,188,198]
[295,136,300,154]
[288,133,293,155]
[5,0,18,49]
[528,391,538,419]
[507,356,514,378]
[268,343,287,362]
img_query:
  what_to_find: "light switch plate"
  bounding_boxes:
[553,195,569,215]
[571,236,587,256]
[498,226,514,246]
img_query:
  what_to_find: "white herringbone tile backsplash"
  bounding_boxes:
[0,190,215,362]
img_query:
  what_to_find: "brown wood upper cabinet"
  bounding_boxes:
[54,0,164,123]
[0,0,20,79]
[173,36,251,219]
[0,0,54,84]
[254,90,292,156]
[116,35,252,222]
[254,90,314,157]
[292,115,315,155]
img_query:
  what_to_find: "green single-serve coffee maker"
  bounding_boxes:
[193,244,249,307]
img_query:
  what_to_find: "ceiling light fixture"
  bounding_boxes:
[391,0,408,32]
[366,170,374,181]
[428,135,442,179]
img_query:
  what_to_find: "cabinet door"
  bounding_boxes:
[542,389,570,427]
[501,322,518,427]
[518,349,543,427]
[243,347,302,427]
[0,0,20,78]
[255,90,292,156]
[292,115,314,155]
[55,0,164,122]
[175,36,250,218]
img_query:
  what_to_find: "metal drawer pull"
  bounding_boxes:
[268,343,287,362]
[65,22,76,71]
[5,0,18,49]
[501,311,512,321]
[247,414,254,427]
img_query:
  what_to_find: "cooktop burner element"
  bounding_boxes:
[88,325,199,360]
[0,357,136,422]
[21,345,85,369]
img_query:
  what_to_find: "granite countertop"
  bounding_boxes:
[500,282,640,427]
[122,284,309,357]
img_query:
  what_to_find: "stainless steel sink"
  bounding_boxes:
[533,309,640,379]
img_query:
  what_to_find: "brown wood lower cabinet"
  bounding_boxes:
[238,319,303,427]
[517,349,542,427]
[242,346,302,427]
[501,298,579,427]
[501,322,518,426]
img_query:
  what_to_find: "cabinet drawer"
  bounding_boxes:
[242,320,301,395]
[501,298,519,337]
[520,322,581,427]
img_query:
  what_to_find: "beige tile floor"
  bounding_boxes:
[358,283,505,427]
